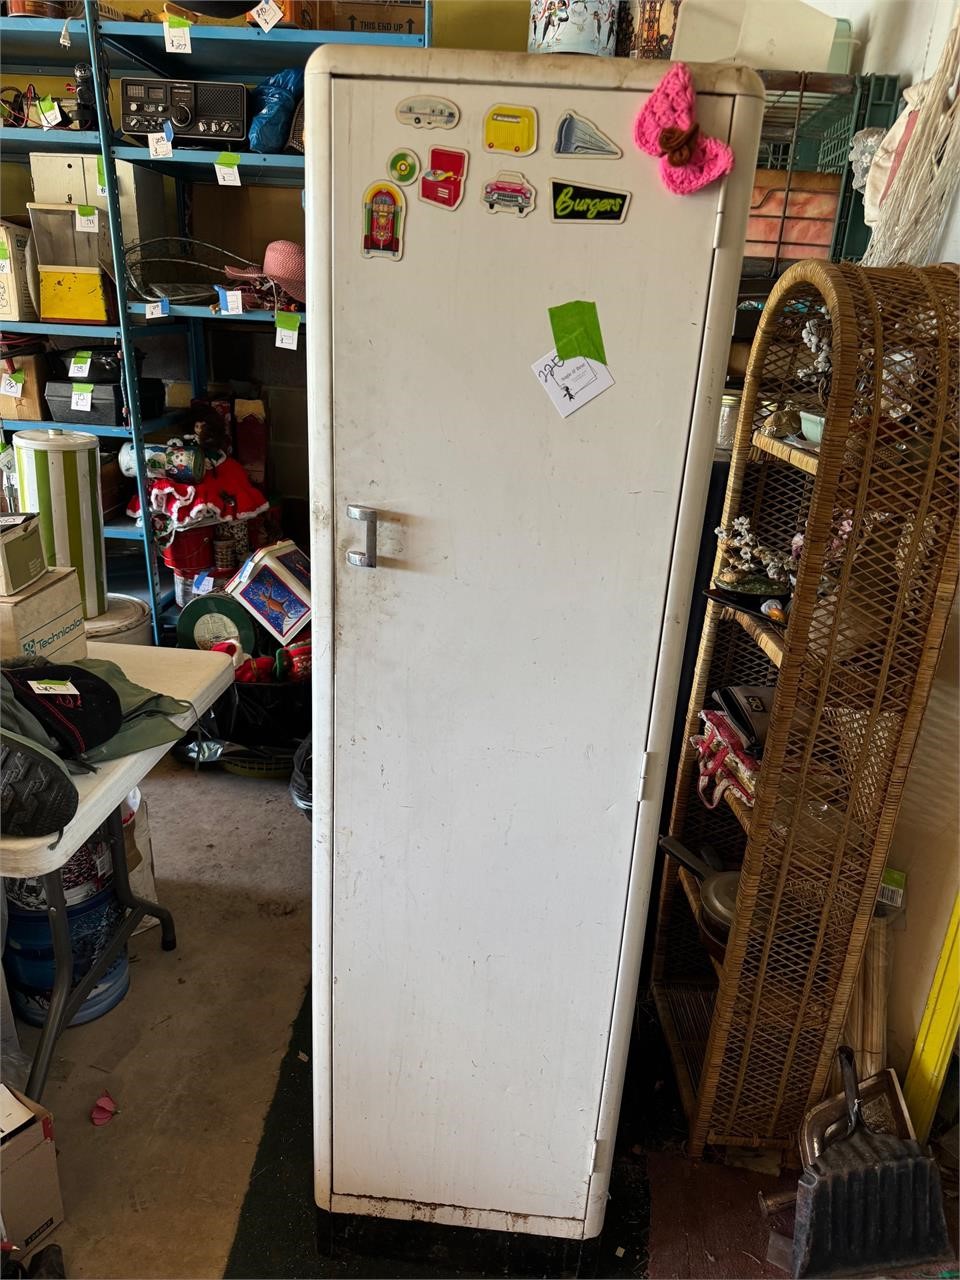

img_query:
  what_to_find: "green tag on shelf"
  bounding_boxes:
[0,241,8,260]
[0,370,25,398]
[38,94,61,129]
[96,154,107,195]
[275,311,301,350]
[164,13,192,52]
[215,152,242,186]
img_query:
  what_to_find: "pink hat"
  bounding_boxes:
[224,240,306,303]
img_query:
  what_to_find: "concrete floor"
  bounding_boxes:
[16,756,312,1280]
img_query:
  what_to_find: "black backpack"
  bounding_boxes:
[2,664,122,759]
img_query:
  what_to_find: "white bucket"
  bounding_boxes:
[84,592,152,645]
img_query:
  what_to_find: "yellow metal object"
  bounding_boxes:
[903,894,960,1142]
[39,266,109,323]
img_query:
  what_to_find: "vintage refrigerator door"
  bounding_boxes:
[308,51,757,1236]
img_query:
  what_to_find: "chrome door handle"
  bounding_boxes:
[346,505,378,568]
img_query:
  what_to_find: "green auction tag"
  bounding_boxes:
[71,382,95,411]
[76,204,99,232]
[69,350,93,377]
[38,94,61,129]
[0,370,25,398]
[275,311,301,350]
[96,154,107,195]
[215,152,241,186]
[164,14,192,52]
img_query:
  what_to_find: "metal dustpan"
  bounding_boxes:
[792,1046,951,1278]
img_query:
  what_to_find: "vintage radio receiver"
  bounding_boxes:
[120,78,247,143]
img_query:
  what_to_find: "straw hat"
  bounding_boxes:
[224,240,305,303]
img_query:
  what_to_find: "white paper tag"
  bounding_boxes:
[531,348,615,419]
[215,162,241,186]
[1,372,24,399]
[0,257,10,276]
[148,131,173,159]
[68,351,92,377]
[27,678,79,696]
[75,206,99,233]
[222,289,243,314]
[275,316,300,350]
[251,0,283,32]
[145,300,169,319]
[164,19,192,53]
[71,384,93,412]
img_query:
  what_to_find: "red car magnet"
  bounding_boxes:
[362,180,405,260]
[419,146,468,211]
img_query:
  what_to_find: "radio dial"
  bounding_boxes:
[171,103,192,128]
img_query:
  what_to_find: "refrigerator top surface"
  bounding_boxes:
[305,44,765,102]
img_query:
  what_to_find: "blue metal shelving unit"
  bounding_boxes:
[1,1,429,639]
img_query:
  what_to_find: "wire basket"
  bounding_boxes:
[124,237,259,305]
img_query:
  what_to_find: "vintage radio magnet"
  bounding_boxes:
[396,96,460,130]
[483,104,538,156]
[387,148,420,186]
[553,111,622,159]
[362,180,406,260]
[482,170,536,217]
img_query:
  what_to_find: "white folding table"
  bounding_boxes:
[0,643,233,1099]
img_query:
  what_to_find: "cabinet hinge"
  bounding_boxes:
[637,752,653,803]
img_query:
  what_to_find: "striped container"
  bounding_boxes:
[13,429,107,618]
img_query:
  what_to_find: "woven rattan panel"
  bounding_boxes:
[659,263,959,1156]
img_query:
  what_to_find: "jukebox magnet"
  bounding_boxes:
[362,180,406,260]
[483,104,538,157]
[419,147,468,211]
[387,148,420,186]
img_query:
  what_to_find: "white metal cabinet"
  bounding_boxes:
[306,48,763,1239]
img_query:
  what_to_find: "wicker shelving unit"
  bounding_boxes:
[652,261,959,1157]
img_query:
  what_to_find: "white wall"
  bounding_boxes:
[816,0,960,258]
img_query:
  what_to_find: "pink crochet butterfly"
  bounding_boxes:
[634,63,734,195]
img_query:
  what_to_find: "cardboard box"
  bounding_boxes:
[29,153,169,247]
[0,565,87,663]
[0,513,47,595]
[0,219,39,323]
[315,0,425,35]
[0,352,48,421]
[0,1085,64,1255]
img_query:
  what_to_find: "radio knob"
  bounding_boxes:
[171,103,192,128]
[209,121,220,134]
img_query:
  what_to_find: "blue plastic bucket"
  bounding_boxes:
[4,886,129,1027]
